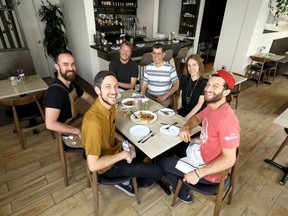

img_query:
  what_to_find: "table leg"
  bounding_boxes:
[264,159,288,185]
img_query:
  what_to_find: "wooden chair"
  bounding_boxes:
[230,72,245,110]
[86,165,141,216]
[245,56,271,86]
[171,148,240,216]
[57,133,84,186]
[0,90,55,150]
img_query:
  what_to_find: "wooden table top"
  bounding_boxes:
[251,53,285,62]
[0,75,48,99]
[273,108,288,128]
[116,90,201,159]
[203,72,247,85]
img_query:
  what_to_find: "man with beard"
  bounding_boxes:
[159,69,240,203]
[44,50,94,141]
[109,41,138,90]
[82,70,163,196]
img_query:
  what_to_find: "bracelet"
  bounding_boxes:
[195,169,202,179]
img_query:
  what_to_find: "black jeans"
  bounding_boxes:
[102,147,164,186]
[159,156,217,197]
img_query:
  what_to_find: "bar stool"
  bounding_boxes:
[138,53,153,89]
[163,49,174,66]
[264,127,288,185]
[175,47,188,76]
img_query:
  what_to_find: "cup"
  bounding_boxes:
[142,98,149,110]
[121,107,128,116]
[133,98,142,111]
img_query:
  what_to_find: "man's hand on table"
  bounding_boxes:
[180,127,191,143]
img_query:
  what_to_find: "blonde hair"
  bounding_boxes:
[183,54,204,77]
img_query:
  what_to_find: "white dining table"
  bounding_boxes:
[0,75,48,99]
[115,90,201,159]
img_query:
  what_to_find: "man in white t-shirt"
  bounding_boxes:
[141,43,179,107]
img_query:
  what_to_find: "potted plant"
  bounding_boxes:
[37,0,68,60]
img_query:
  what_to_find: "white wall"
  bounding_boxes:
[17,0,52,78]
[137,0,159,38]
[60,0,98,84]
[215,0,288,74]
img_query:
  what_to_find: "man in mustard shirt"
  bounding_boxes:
[82,70,163,196]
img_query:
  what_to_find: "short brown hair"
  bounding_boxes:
[183,54,204,77]
[120,41,134,51]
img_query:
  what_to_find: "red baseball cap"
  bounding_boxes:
[213,69,236,90]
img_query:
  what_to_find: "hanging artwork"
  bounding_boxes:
[264,0,288,32]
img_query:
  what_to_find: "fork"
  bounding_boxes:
[130,110,139,119]
[141,132,155,143]
[165,121,178,130]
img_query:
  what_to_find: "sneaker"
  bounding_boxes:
[115,183,135,196]
[169,185,192,204]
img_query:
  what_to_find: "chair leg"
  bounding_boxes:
[58,136,68,186]
[132,177,141,204]
[271,136,288,161]
[12,107,25,150]
[213,179,225,216]
[171,179,183,207]
[91,171,99,216]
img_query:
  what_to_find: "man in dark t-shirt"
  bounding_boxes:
[44,50,94,138]
[109,41,138,90]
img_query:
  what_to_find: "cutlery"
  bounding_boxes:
[161,123,181,128]
[138,130,152,143]
[141,132,155,143]
[165,121,178,130]
[130,110,139,119]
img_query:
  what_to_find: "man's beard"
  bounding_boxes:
[99,92,117,107]
[59,69,76,81]
[204,90,224,104]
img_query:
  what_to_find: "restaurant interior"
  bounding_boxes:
[0,0,288,215]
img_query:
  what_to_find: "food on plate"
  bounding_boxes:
[139,111,154,122]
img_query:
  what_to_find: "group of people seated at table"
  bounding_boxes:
[44,44,240,203]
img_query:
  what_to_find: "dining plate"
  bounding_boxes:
[158,108,175,117]
[136,43,145,47]
[130,110,157,125]
[122,98,135,108]
[129,125,150,137]
[160,125,180,137]
[111,46,120,50]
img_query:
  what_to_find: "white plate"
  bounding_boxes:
[111,46,120,50]
[160,125,180,137]
[172,40,180,43]
[136,43,145,47]
[158,108,175,117]
[129,125,150,137]
[122,98,135,108]
[117,93,122,99]
[130,110,157,125]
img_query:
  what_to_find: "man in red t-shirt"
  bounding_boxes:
[159,70,240,203]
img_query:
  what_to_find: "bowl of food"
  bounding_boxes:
[121,98,135,108]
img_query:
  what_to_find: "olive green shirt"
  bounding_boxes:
[82,98,122,174]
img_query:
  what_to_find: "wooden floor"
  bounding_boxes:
[0,75,288,216]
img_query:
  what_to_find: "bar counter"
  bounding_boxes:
[90,39,192,61]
